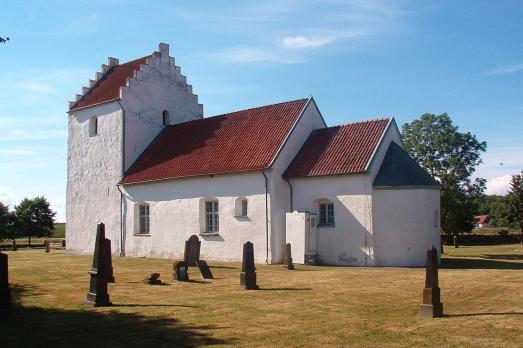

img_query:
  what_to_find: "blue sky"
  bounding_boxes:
[1,0,522,221]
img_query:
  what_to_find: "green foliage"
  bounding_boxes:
[402,113,487,235]
[14,196,56,243]
[0,201,17,240]
[506,173,523,232]
[474,194,506,215]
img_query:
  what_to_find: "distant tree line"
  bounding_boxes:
[474,174,523,230]
[0,196,56,245]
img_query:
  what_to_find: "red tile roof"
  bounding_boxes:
[474,215,490,224]
[121,98,309,184]
[70,56,150,111]
[283,118,391,179]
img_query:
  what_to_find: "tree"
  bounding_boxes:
[506,172,523,233]
[0,201,16,241]
[402,113,487,235]
[14,196,56,245]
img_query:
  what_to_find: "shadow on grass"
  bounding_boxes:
[480,254,523,261]
[112,304,198,308]
[258,287,312,291]
[208,265,238,270]
[441,257,523,270]
[445,312,523,318]
[1,285,232,347]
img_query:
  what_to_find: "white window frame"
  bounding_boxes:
[138,204,150,235]
[205,201,219,233]
[319,202,335,226]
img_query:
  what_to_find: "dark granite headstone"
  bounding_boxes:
[174,261,189,281]
[45,240,50,253]
[184,235,201,266]
[0,251,11,312]
[418,246,443,318]
[143,273,162,285]
[61,239,66,248]
[196,260,214,279]
[453,235,459,248]
[103,238,115,283]
[284,243,294,270]
[240,241,258,290]
[11,240,16,252]
[86,223,112,307]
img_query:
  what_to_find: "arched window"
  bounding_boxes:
[89,116,98,136]
[162,110,169,126]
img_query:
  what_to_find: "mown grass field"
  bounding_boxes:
[1,245,522,347]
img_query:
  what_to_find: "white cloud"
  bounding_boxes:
[0,186,17,206]
[20,82,55,94]
[209,0,411,64]
[283,36,336,49]
[49,197,66,222]
[485,175,512,195]
[0,129,66,141]
[489,63,523,75]
[215,47,303,64]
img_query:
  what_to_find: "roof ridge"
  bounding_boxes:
[169,97,309,127]
[319,117,392,130]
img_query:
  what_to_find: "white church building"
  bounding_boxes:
[66,43,440,267]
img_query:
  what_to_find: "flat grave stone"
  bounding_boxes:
[196,260,214,279]
[143,273,162,285]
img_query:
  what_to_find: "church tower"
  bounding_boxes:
[66,43,202,255]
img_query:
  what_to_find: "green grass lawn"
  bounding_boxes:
[1,245,522,347]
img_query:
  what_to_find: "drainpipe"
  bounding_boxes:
[261,170,269,264]
[117,100,126,256]
[285,178,293,212]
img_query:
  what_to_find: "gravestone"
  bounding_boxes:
[45,240,50,253]
[184,235,201,266]
[0,251,11,312]
[103,238,115,283]
[143,273,162,285]
[453,235,459,248]
[240,241,258,290]
[61,239,66,248]
[284,243,294,270]
[418,246,443,318]
[196,260,214,279]
[174,261,190,281]
[11,240,16,252]
[86,223,112,307]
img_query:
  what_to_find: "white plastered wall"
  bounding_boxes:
[121,171,269,263]
[372,188,441,266]
[266,99,326,263]
[121,44,203,171]
[66,101,123,254]
[289,175,375,266]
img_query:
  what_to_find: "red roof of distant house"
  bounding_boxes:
[283,118,391,179]
[474,215,490,224]
[69,56,150,111]
[121,98,309,184]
